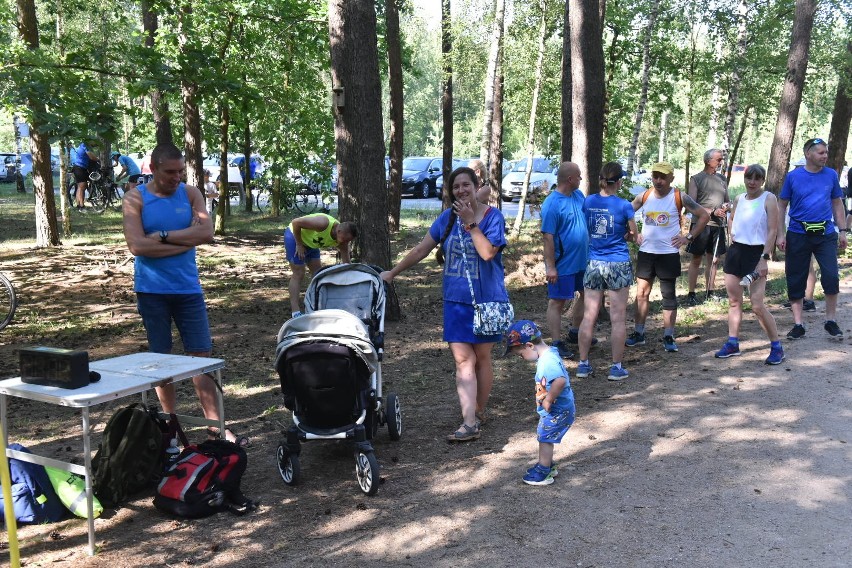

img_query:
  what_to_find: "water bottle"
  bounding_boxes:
[164,438,180,472]
[739,271,760,287]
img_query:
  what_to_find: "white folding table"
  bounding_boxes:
[0,353,226,556]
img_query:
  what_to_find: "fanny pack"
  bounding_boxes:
[800,220,827,235]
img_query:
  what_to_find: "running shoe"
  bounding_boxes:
[685,292,700,306]
[576,362,593,378]
[824,320,843,338]
[625,331,646,347]
[552,340,574,359]
[522,463,555,486]
[765,346,785,365]
[714,342,741,358]
[663,335,678,352]
[607,365,629,381]
[526,462,559,478]
[786,324,806,340]
[566,331,599,346]
[783,300,816,312]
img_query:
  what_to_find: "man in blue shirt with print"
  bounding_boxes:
[540,162,590,359]
[777,137,848,339]
[71,141,99,210]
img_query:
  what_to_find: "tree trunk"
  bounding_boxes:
[143,0,172,145]
[243,121,253,212]
[684,18,699,188]
[725,106,751,186]
[827,40,852,176]
[721,0,748,174]
[386,0,404,232]
[480,0,504,167]
[488,64,504,209]
[214,102,230,235]
[179,2,202,187]
[601,24,620,143]
[658,110,670,163]
[440,0,454,210]
[707,38,723,150]
[765,0,817,195]
[511,0,550,239]
[569,0,606,195]
[17,0,60,247]
[328,0,390,271]
[625,3,659,178]
[560,4,572,162]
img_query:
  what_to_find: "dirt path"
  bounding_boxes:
[1,239,850,568]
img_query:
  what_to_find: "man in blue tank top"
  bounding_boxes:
[123,143,248,447]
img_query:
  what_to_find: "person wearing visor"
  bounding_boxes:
[777,137,848,339]
[112,151,142,191]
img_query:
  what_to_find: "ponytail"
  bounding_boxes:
[434,211,457,265]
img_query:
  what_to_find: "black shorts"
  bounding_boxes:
[128,174,142,183]
[635,251,681,281]
[686,224,727,256]
[723,242,763,278]
[72,166,90,184]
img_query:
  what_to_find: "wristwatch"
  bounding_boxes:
[465,222,478,231]
[685,233,694,241]
[159,230,168,243]
[761,253,770,260]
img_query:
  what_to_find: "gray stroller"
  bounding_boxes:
[274,263,402,495]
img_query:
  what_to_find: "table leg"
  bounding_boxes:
[82,407,96,556]
[0,394,7,449]
[214,370,225,435]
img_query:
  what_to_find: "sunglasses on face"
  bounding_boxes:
[804,138,826,153]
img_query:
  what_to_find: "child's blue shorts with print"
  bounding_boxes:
[537,408,575,444]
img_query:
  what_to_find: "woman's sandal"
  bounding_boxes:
[207,427,251,448]
[446,423,480,443]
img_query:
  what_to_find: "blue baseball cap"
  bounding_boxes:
[504,320,542,355]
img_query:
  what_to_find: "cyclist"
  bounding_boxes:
[71,141,99,210]
[112,151,142,191]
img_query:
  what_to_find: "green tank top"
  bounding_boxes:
[290,213,338,248]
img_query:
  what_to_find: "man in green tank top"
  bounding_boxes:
[284,213,357,317]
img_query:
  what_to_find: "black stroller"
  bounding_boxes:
[274,263,402,495]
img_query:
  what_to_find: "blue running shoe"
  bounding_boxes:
[522,463,555,486]
[566,331,599,346]
[526,462,558,478]
[576,362,593,378]
[607,365,629,381]
[625,331,646,347]
[765,346,785,365]
[714,342,741,358]
[663,335,678,352]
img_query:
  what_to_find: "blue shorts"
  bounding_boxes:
[537,408,575,444]
[547,272,584,300]
[284,228,321,265]
[443,300,502,344]
[136,292,212,354]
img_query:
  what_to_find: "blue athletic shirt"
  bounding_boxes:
[118,154,141,176]
[540,189,589,275]
[134,183,202,294]
[428,207,509,304]
[583,193,634,262]
[780,167,843,235]
[71,143,90,169]
[535,347,575,417]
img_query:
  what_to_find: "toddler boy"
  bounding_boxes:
[505,320,576,485]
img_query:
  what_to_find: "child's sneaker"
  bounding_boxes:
[576,361,593,378]
[765,345,785,365]
[526,462,558,478]
[522,463,555,486]
[662,335,678,352]
[714,341,741,358]
[625,331,646,347]
[607,365,629,381]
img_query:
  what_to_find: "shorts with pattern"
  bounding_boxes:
[536,407,575,444]
[583,259,634,291]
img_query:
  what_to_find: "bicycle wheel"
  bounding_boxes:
[0,272,17,331]
[294,190,319,214]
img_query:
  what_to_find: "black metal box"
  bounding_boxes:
[20,347,90,389]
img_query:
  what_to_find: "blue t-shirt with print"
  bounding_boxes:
[534,347,575,417]
[118,154,141,176]
[583,193,635,262]
[540,189,589,275]
[780,167,843,235]
[71,143,90,169]
[428,207,509,304]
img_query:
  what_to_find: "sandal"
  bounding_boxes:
[447,423,480,443]
[475,410,488,427]
[207,427,251,448]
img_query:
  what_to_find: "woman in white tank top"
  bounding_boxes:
[715,164,784,365]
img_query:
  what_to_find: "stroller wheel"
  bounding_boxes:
[386,393,403,441]
[277,445,300,486]
[355,451,380,496]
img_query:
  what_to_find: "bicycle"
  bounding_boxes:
[254,179,323,215]
[68,166,124,212]
[0,271,17,331]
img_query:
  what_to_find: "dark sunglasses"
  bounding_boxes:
[804,138,826,152]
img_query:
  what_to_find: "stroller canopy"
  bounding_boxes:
[304,263,386,323]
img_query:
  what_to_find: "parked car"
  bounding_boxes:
[500,157,557,202]
[203,155,244,193]
[435,158,467,197]
[401,156,442,198]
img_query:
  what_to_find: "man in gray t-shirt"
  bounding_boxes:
[685,149,731,305]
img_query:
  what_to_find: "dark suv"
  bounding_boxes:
[401,156,442,198]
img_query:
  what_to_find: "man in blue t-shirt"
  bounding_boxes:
[540,162,590,358]
[70,141,99,210]
[112,151,142,190]
[777,137,848,339]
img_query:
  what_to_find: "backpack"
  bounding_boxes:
[92,403,166,505]
[640,188,684,221]
[0,444,66,524]
[153,439,250,518]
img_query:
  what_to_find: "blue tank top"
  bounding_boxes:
[134,184,202,294]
